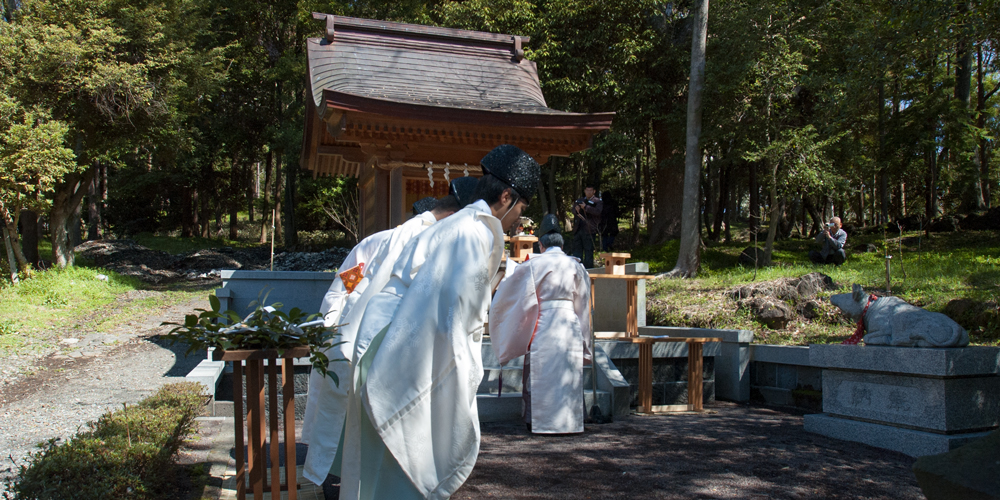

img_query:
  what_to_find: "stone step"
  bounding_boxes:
[478,365,597,394]
[475,390,612,423]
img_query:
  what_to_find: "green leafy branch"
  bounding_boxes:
[161,294,345,385]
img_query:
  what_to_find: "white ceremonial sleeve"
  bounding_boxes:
[575,263,593,364]
[362,209,503,499]
[489,261,540,366]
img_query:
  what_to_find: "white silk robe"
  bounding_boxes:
[301,212,435,487]
[488,246,592,434]
[340,201,503,500]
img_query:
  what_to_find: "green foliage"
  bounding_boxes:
[0,266,143,350]
[163,294,345,385]
[2,382,206,500]
[641,230,1000,346]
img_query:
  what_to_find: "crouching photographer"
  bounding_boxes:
[809,217,847,265]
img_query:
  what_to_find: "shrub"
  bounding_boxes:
[3,382,206,500]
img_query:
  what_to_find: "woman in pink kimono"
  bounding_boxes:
[490,214,592,434]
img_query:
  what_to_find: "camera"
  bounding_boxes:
[826,222,835,228]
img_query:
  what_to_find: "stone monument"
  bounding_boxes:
[830,284,969,347]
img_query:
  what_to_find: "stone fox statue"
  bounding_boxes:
[830,284,969,347]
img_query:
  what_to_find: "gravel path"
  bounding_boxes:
[0,293,210,493]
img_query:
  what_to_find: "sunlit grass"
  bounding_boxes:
[0,266,144,354]
[638,230,1000,346]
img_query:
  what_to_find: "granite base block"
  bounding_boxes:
[803,413,995,458]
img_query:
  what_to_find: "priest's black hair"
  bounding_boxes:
[539,232,564,249]
[412,196,438,215]
[433,195,460,213]
[473,173,518,206]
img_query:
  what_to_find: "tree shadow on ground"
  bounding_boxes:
[459,403,921,500]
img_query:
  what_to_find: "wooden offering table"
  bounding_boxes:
[214,346,310,500]
[589,274,646,337]
[628,336,722,413]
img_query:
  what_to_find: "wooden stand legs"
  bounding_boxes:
[232,358,299,500]
[687,341,704,412]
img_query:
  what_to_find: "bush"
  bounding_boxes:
[3,383,206,500]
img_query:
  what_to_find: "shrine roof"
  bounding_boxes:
[307,14,609,123]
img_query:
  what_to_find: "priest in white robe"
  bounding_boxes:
[339,145,540,500]
[489,214,592,434]
[302,193,467,490]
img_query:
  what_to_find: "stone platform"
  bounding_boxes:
[804,344,1000,457]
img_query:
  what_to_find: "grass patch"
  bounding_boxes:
[640,230,1000,346]
[3,382,207,500]
[0,266,144,354]
[131,233,259,255]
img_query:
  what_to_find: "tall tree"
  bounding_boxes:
[662,0,708,278]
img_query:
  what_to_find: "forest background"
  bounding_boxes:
[0,0,998,276]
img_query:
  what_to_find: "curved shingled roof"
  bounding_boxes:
[308,14,584,117]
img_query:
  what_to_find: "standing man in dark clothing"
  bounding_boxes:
[572,186,602,268]
[808,216,847,265]
[598,192,619,252]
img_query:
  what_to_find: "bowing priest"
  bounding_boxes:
[339,145,540,500]
[489,214,592,434]
[302,187,473,491]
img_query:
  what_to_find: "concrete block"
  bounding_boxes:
[591,262,647,332]
[218,270,336,317]
[821,369,1000,433]
[804,413,995,457]
[640,326,752,402]
[185,359,226,397]
[796,365,822,390]
[776,364,798,389]
[751,344,810,365]
[757,386,795,407]
[810,344,1000,376]
[478,366,524,394]
[477,393,523,422]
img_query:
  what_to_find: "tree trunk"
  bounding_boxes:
[273,153,283,244]
[711,162,729,241]
[762,161,780,266]
[702,162,714,241]
[284,156,297,247]
[230,159,241,240]
[3,226,18,283]
[748,161,759,234]
[642,134,654,228]
[181,185,194,238]
[803,195,822,236]
[877,80,889,225]
[51,166,96,268]
[662,0,708,278]
[259,151,273,245]
[648,120,684,244]
[87,163,102,240]
[0,203,28,271]
[975,44,996,208]
[69,199,83,248]
[20,209,39,267]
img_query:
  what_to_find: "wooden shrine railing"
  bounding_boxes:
[214,346,311,500]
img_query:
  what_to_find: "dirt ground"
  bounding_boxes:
[457,403,924,500]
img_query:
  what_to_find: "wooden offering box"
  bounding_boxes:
[601,252,631,275]
[510,235,538,262]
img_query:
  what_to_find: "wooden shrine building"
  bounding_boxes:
[301,14,614,239]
